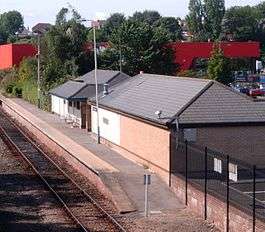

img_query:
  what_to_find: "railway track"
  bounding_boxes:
[0,109,126,232]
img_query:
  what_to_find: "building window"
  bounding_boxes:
[214,158,222,174]
[76,101,80,110]
[63,99,66,104]
[92,106,97,112]
[103,117,109,125]
[183,128,197,142]
[229,163,238,182]
[69,101,72,107]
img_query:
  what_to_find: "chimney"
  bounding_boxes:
[103,83,109,96]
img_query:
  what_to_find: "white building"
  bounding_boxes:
[49,69,130,130]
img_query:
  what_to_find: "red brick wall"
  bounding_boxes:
[120,115,170,181]
[171,175,265,232]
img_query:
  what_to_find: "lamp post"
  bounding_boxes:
[37,33,41,109]
[82,19,100,144]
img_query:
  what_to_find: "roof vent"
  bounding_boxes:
[103,83,109,96]
[155,110,162,119]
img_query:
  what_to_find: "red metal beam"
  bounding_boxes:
[0,44,37,70]
[170,42,260,70]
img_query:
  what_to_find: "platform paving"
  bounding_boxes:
[3,97,184,214]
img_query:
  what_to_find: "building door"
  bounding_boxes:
[81,103,86,129]
[86,105,91,132]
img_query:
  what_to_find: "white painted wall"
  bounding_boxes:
[91,106,121,145]
[51,95,68,117]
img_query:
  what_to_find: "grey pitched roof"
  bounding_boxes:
[49,80,87,99]
[95,74,211,125]
[49,70,130,101]
[32,23,52,34]
[179,82,265,125]
[75,69,120,84]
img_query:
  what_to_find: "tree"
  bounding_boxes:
[130,10,161,25]
[154,17,182,41]
[55,8,69,26]
[207,44,232,85]
[0,11,24,43]
[220,6,258,41]
[99,20,177,76]
[42,7,92,89]
[204,0,225,40]
[186,0,206,41]
[101,13,126,41]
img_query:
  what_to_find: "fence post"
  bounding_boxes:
[253,165,256,232]
[204,147,208,220]
[226,155,230,232]
[185,140,188,206]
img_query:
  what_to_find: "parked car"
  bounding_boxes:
[249,88,265,97]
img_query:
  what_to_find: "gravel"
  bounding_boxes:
[0,138,82,232]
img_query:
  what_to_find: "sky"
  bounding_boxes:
[0,0,264,28]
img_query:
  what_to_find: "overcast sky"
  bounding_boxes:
[0,0,263,28]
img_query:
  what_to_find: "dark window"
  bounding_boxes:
[92,106,97,112]
[76,102,80,110]
[69,101,72,107]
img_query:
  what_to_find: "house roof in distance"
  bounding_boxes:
[93,73,265,127]
[32,23,52,34]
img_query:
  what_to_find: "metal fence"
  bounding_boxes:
[173,141,265,232]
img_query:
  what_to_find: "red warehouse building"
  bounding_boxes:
[170,42,260,70]
[0,43,37,70]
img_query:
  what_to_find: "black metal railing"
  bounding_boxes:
[172,140,265,232]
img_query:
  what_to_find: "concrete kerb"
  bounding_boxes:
[0,95,136,213]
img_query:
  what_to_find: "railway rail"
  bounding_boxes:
[0,109,126,232]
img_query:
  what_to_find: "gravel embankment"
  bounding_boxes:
[0,138,82,232]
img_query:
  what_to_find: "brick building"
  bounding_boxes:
[88,73,265,183]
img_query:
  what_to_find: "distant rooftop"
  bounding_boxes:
[32,23,52,34]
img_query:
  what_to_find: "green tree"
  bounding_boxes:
[99,20,176,75]
[130,10,161,25]
[204,0,225,40]
[42,7,93,89]
[0,11,24,43]
[207,44,232,84]
[154,17,182,41]
[186,0,206,41]
[18,57,37,82]
[55,8,69,26]
[101,13,126,41]
[220,6,258,41]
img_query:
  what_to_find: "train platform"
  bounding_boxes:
[0,96,183,215]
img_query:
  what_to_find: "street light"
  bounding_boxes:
[81,19,101,144]
[32,32,41,109]
[37,34,41,109]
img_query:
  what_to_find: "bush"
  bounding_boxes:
[5,83,15,94]
[0,67,18,95]
[12,86,22,97]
